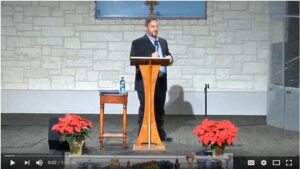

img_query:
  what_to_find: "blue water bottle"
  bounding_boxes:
[120,77,125,94]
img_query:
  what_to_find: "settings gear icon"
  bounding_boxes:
[261,160,267,166]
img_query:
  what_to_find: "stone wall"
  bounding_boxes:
[1,1,269,91]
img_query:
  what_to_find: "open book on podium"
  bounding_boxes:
[130,56,171,151]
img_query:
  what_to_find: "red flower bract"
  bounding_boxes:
[52,113,93,135]
[192,118,238,148]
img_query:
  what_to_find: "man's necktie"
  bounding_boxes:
[155,40,167,74]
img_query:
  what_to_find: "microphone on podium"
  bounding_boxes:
[154,40,159,53]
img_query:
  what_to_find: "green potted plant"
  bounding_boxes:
[52,113,92,155]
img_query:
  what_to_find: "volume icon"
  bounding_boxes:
[36,160,43,166]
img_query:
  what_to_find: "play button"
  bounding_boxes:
[10,160,15,166]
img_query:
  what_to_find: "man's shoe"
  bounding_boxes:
[161,136,173,142]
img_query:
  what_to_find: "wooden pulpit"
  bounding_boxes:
[130,57,171,151]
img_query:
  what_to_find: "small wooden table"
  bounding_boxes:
[99,92,128,149]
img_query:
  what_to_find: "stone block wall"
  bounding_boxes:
[1,1,269,91]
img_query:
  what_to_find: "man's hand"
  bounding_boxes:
[151,52,160,58]
[166,55,173,63]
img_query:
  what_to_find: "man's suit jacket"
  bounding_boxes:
[130,34,172,92]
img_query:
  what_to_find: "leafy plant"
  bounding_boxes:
[192,118,238,149]
[52,113,92,145]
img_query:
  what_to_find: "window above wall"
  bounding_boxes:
[95,1,206,19]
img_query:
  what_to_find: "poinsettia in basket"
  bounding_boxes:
[192,118,238,157]
[52,113,93,155]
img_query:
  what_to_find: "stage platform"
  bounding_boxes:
[1,114,299,157]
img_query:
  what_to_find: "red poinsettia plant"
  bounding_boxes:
[52,113,93,144]
[192,118,238,149]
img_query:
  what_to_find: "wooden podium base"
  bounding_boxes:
[130,57,171,152]
[133,143,166,151]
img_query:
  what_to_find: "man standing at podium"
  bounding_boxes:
[130,17,174,142]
